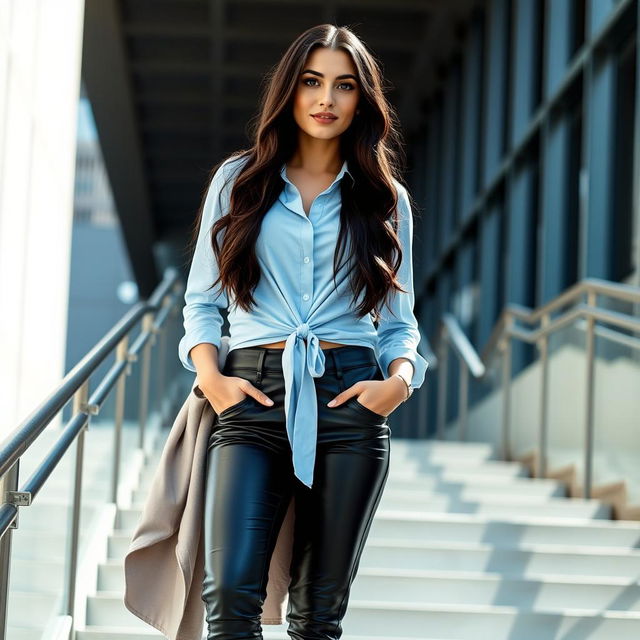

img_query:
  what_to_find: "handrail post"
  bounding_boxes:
[138,312,154,451]
[62,381,90,625]
[0,460,19,640]
[458,361,469,441]
[584,289,597,499]
[157,300,169,426]
[537,313,550,479]
[110,336,129,505]
[437,327,449,440]
[500,314,513,462]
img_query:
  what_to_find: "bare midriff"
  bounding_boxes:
[257,339,346,350]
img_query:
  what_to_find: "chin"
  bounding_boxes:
[302,124,349,139]
[312,130,342,140]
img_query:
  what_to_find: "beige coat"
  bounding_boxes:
[123,337,295,640]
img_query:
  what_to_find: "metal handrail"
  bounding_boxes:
[0,266,184,640]
[433,277,640,499]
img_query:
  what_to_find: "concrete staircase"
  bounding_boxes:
[75,436,640,640]
[6,418,164,640]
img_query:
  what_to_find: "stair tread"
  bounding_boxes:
[77,435,640,638]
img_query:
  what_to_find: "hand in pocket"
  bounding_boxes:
[198,375,274,415]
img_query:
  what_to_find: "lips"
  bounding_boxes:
[311,113,337,120]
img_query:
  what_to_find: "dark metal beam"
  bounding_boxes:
[82,0,159,297]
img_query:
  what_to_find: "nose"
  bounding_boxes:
[320,89,334,107]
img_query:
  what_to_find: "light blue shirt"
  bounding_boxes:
[178,154,428,488]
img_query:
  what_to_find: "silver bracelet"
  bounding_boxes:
[392,373,413,401]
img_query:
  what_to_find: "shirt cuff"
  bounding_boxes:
[377,346,428,389]
[178,326,222,373]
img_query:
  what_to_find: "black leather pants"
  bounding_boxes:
[201,344,391,639]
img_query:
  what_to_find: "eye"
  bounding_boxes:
[301,77,356,91]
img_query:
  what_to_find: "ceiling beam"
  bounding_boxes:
[81,0,159,296]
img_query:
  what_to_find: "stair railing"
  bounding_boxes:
[433,277,640,500]
[0,266,183,640]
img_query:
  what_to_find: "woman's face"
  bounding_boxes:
[292,47,361,141]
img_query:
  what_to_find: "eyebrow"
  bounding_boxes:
[300,69,358,81]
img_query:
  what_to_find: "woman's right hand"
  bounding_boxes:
[198,373,274,414]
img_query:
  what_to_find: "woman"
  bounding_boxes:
[178,23,428,640]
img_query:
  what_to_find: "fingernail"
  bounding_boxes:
[266,398,274,405]
[327,399,336,407]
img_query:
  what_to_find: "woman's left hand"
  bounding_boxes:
[327,376,409,417]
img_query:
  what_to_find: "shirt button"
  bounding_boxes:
[302,293,310,300]
[303,256,310,263]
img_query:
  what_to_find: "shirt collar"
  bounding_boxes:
[280,159,355,188]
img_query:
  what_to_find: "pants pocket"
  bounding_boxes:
[341,363,388,421]
[217,395,255,418]
[347,396,387,420]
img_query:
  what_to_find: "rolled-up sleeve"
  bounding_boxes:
[375,181,428,389]
[177,158,241,372]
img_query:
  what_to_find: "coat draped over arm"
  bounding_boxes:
[123,336,295,640]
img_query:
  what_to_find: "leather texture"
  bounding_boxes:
[202,344,391,639]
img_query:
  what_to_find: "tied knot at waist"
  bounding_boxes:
[285,322,326,378]
[281,322,327,488]
[295,322,310,339]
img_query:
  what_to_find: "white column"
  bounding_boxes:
[0,0,85,436]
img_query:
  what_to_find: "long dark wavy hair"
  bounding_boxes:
[185,23,417,322]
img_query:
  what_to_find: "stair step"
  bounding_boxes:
[78,437,640,640]
[140,455,528,481]
[11,558,66,591]
[385,486,566,502]
[130,491,609,520]
[376,491,611,519]
[77,631,450,640]
[84,593,640,638]
[133,474,567,505]
[87,594,158,629]
[340,602,640,639]
[395,469,537,485]
[361,539,640,577]
[391,441,497,460]
[391,457,527,472]
[6,590,59,628]
[7,627,48,640]
[17,499,101,533]
[12,530,67,561]
[102,537,640,585]
[108,511,640,560]
[397,449,495,463]
[96,567,640,612]
[385,476,566,495]
[349,571,640,611]
[368,511,640,548]
[388,464,529,478]
[78,630,164,640]
[136,456,527,489]
[113,507,640,548]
